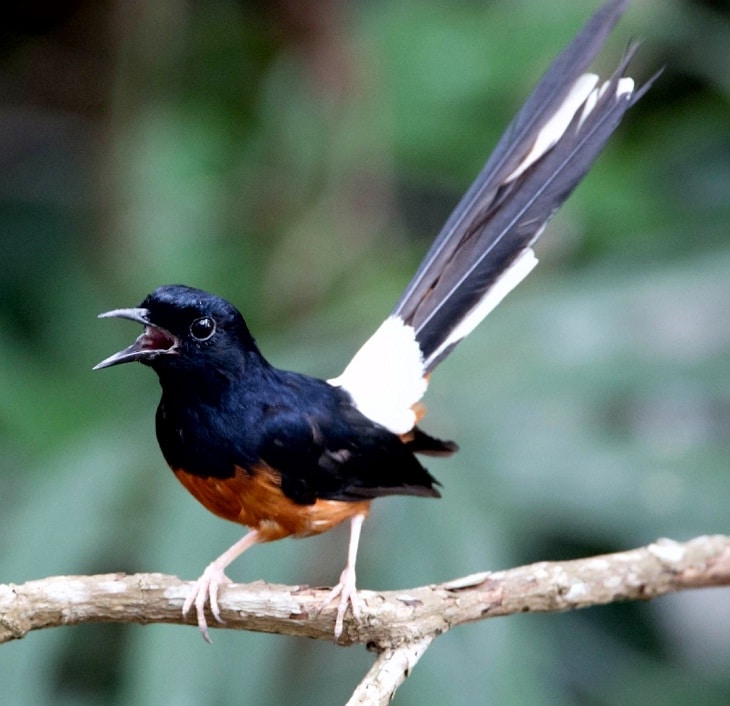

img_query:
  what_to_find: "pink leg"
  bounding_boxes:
[320,513,366,640]
[182,529,261,642]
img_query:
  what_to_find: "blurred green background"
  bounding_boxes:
[1,0,728,703]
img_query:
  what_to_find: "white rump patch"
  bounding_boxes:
[329,317,427,434]
[425,248,539,368]
[506,73,599,183]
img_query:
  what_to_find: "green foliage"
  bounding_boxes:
[1,0,728,703]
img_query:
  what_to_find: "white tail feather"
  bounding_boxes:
[424,248,538,368]
[505,73,599,183]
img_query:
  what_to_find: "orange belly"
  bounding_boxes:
[172,465,370,542]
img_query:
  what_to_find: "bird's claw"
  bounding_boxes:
[182,563,232,643]
[320,565,361,640]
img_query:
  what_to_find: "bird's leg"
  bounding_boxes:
[183,529,261,642]
[320,513,366,640]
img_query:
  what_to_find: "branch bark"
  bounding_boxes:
[345,636,434,706]
[2,535,729,703]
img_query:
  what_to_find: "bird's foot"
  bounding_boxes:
[182,563,232,643]
[320,564,361,641]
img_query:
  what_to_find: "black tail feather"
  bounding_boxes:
[392,0,650,371]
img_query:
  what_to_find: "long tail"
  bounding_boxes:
[330,0,657,434]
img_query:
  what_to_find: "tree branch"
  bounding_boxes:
[2,535,729,702]
[345,636,434,706]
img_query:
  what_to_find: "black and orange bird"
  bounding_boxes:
[95,0,655,641]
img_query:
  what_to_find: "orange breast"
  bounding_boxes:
[172,464,370,542]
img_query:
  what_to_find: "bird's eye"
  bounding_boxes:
[190,317,216,341]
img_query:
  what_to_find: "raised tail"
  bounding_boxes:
[330,0,656,434]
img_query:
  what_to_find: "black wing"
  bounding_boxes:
[256,377,448,504]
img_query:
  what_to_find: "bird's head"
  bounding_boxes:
[93,285,259,381]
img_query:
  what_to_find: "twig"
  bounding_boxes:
[345,636,434,706]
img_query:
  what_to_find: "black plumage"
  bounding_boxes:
[132,286,451,502]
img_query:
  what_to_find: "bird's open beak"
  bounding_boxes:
[93,307,179,370]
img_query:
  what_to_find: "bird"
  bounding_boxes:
[94,0,655,642]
